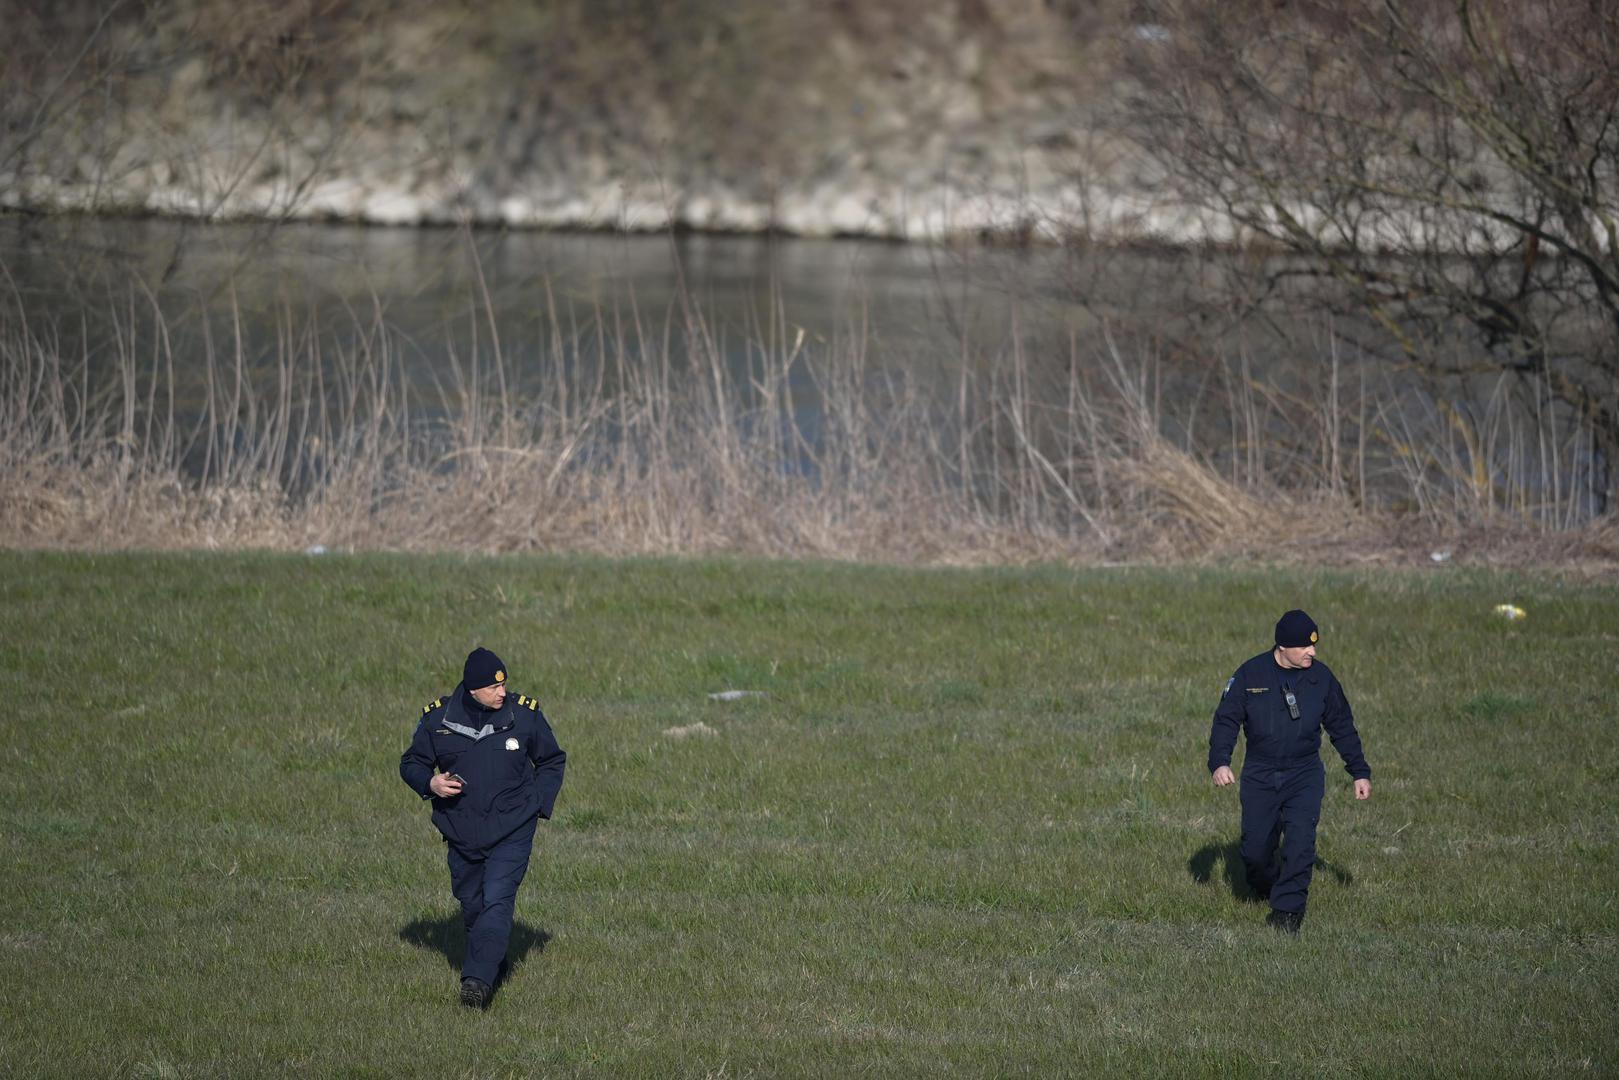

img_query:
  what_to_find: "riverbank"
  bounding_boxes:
[4,272,1615,571]
[1,2,1187,242]
[1,165,1170,244]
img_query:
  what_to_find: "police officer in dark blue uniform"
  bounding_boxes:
[1208,610,1371,933]
[401,647,566,1007]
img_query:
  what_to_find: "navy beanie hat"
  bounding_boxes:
[1274,610,1319,648]
[463,647,507,690]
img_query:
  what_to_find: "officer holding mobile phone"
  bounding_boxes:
[1208,610,1371,933]
[401,647,566,1007]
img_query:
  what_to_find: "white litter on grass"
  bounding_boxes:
[708,690,766,702]
[1383,846,1401,855]
[1430,550,1451,563]
[1493,603,1527,621]
[663,722,718,739]
[305,544,328,556]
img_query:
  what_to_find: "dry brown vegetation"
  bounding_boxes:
[3,272,1615,570]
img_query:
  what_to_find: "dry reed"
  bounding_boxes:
[1,277,1614,569]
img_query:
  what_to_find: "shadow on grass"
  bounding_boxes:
[399,914,551,983]
[1189,841,1354,900]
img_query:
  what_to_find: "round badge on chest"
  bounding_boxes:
[505,737,520,751]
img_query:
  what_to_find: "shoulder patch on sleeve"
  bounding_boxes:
[421,697,443,715]
[1222,677,1234,697]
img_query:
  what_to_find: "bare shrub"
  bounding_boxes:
[1114,0,1619,512]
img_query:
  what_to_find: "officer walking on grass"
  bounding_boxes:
[401,647,566,1008]
[1208,610,1370,933]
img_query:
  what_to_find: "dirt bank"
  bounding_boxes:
[4,1,1194,240]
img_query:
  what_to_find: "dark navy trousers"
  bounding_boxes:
[446,814,538,985]
[1239,760,1324,914]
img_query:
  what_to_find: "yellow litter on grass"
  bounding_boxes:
[1493,603,1527,621]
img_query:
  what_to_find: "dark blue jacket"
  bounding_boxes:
[1208,651,1370,779]
[400,684,567,850]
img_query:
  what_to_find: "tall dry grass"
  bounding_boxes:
[1,275,1614,566]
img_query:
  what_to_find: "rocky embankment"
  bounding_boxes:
[3,1,1199,241]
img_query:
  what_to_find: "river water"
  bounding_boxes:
[1,215,1132,392]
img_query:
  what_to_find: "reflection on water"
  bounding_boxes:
[0,215,1121,392]
[3,216,1358,434]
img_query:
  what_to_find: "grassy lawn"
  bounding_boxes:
[1,552,1615,1077]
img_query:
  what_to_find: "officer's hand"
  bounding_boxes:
[429,773,464,797]
[1211,766,1235,787]
[1353,778,1371,801]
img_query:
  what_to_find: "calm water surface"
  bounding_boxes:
[1,215,1149,392]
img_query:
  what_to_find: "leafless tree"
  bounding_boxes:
[1119,0,1619,511]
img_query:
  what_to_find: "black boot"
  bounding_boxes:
[1266,909,1304,935]
[460,977,492,1009]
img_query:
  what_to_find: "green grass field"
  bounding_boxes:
[2,553,1615,1077]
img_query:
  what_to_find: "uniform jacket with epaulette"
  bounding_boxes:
[1208,652,1371,779]
[400,684,567,850]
